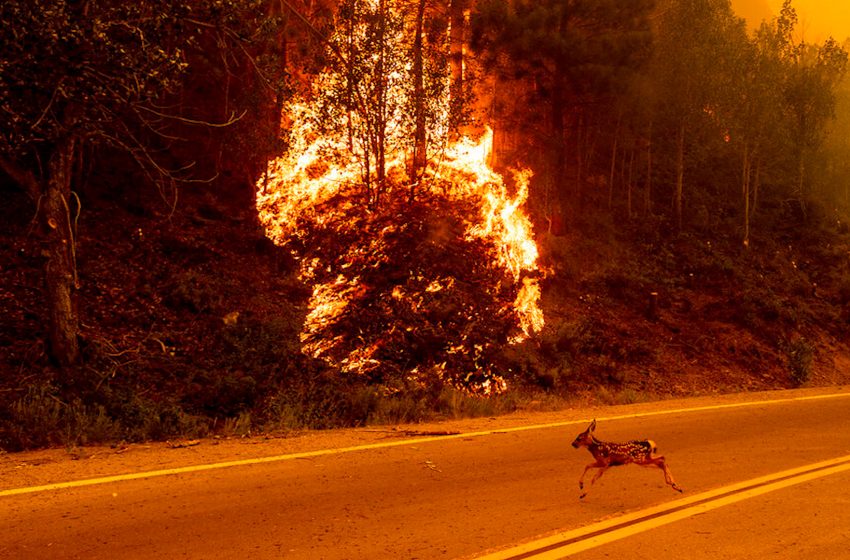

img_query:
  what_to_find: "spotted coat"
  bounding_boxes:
[571,419,683,499]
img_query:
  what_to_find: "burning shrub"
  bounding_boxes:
[257,131,545,394]
[255,0,545,394]
[294,191,523,392]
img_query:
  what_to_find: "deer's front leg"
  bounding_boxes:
[588,465,610,488]
[578,462,600,490]
[579,462,606,499]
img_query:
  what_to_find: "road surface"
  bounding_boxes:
[2,388,849,559]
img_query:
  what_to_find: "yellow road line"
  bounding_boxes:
[2,391,849,498]
[477,454,850,560]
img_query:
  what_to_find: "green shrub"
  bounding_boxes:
[435,385,499,419]
[222,412,253,437]
[0,384,122,450]
[786,339,814,386]
[2,384,65,449]
[263,363,376,430]
[365,390,431,425]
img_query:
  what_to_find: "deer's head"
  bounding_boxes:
[571,419,597,448]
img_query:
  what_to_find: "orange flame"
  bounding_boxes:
[256,122,545,391]
[435,128,543,342]
[255,11,545,392]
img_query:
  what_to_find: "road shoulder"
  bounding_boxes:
[2,385,848,493]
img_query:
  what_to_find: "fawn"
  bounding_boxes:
[571,419,683,499]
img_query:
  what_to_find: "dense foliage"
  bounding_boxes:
[471,0,849,233]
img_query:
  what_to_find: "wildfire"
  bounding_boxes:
[257,122,544,392]
[255,4,545,393]
[429,128,544,342]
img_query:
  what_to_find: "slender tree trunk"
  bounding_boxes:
[410,0,427,194]
[449,0,467,136]
[626,145,635,221]
[489,72,500,166]
[43,135,81,367]
[608,115,620,210]
[374,0,387,206]
[645,120,653,216]
[742,141,751,247]
[675,120,685,231]
[584,122,599,180]
[346,13,356,153]
[797,148,806,216]
[272,9,288,158]
[575,113,583,208]
[550,71,566,207]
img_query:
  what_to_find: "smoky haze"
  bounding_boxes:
[733,0,850,41]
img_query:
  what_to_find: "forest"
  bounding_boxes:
[2,0,850,450]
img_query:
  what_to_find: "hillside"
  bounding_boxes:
[3,0,850,452]
[2,169,849,451]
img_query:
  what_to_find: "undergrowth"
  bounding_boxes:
[3,180,850,452]
[0,375,532,451]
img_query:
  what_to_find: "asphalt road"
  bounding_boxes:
[566,469,850,560]
[2,390,850,559]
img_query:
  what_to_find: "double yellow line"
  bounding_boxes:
[477,454,850,559]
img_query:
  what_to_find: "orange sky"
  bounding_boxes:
[732,0,850,42]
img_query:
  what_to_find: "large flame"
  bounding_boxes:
[257,124,544,392]
[429,128,544,342]
[255,5,545,393]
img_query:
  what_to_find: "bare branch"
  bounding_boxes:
[279,0,350,70]
[134,104,247,128]
[226,28,275,91]
[33,79,64,130]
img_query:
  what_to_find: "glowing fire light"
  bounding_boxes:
[255,5,545,393]
[258,123,545,391]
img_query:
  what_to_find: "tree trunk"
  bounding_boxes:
[373,0,387,207]
[797,148,806,216]
[346,12,356,153]
[675,120,685,231]
[272,9,288,158]
[410,0,427,194]
[742,141,751,247]
[574,113,583,208]
[608,115,620,210]
[645,120,653,216]
[626,145,635,221]
[43,135,81,367]
[449,0,467,135]
[550,72,566,206]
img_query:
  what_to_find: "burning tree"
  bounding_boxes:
[308,0,453,206]
[258,0,544,394]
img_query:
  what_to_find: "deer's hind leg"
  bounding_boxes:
[644,455,683,493]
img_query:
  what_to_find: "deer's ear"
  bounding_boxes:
[589,419,597,432]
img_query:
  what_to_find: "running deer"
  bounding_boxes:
[571,419,683,499]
